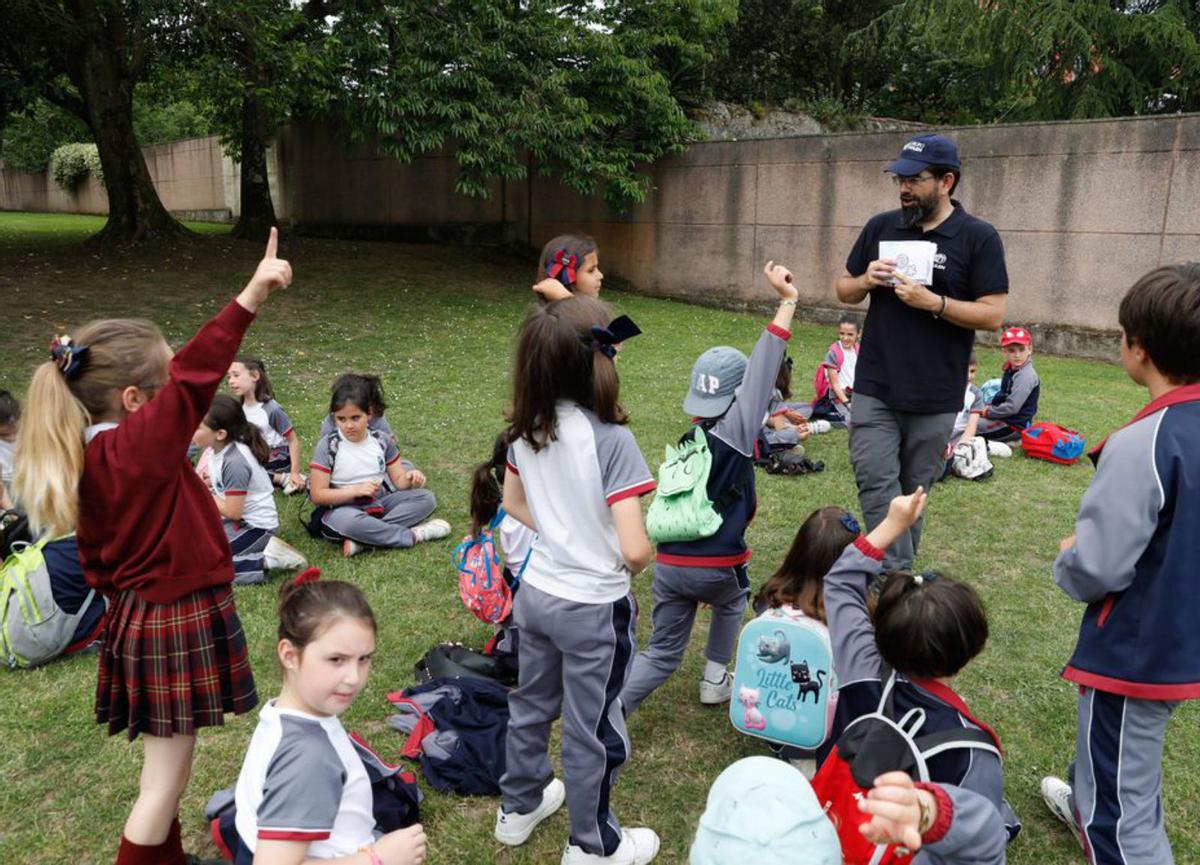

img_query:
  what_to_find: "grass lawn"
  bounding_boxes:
[0,211,1195,865]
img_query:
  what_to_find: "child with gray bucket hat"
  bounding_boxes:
[621,261,798,715]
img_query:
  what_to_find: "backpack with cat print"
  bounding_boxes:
[453,508,527,625]
[729,607,837,750]
[810,670,1001,865]
[646,426,723,543]
[1,535,98,668]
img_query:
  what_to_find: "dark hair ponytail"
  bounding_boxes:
[205,393,271,465]
[470,433,509,535]
[873,571,988,679]
[278,576,377,654]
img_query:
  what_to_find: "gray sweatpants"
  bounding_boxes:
[849,393,956,570]
[501,583,637,857]
[1070,687,1179,864]
[320,488,436,549]
[620,563,750,715]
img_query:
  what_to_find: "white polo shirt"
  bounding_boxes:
[234,700,374,857]
[506,401,654,604]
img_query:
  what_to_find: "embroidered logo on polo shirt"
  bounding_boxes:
[933,252,947,270]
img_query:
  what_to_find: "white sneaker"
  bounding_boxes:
[562,828,660,865]
[699,670,733,705]
[809,419,832,435]
[1040,776,1081,844]
[986,439,1013,458]
[411,518,451,544]
[264,536,307,571]
[342,539,365,558]
[495,778,566,846]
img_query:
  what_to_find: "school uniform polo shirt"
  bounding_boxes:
[506,401,655,604]
[310,430,401,488]
[846,201,1008,413]
[210,442,279,532]
[243,399,293,449]
[235,700,374,856]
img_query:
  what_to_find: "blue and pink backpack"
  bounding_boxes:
[454,509,527,625]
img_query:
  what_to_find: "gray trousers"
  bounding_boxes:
[849,393,956,569]
[320,488,436,548]
[501,583,637,857]
[620,563,750,715]
[1071,687,1179,864]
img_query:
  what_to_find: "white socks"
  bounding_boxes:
[703,661,727,683]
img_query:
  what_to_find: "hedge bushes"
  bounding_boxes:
[48,143,104,191]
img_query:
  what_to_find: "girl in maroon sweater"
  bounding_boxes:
[14,230,291,865]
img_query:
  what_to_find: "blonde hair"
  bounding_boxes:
[13,319,169,536]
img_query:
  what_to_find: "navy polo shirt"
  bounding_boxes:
[845,201,1008,413]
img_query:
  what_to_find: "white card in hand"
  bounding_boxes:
[879,240,937,286]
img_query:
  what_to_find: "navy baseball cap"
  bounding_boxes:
[885,134,960,176]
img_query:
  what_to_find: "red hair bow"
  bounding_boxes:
[546,249,578,286]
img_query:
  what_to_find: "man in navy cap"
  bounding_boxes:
[835,134,1009,569]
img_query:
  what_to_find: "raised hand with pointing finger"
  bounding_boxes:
[237,226,292,313]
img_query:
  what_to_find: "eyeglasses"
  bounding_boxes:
[891,173,937,187]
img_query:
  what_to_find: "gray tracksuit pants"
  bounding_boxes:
[1070,687,1179,864]
[849,393,956,570]
[620,563,750,715]
[501,583,637,857]
[320,488,436,548]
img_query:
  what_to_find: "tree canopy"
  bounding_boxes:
[1,0,1197,241]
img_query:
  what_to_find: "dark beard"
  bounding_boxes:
[900,200,933,228]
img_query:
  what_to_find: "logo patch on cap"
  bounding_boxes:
[904,141,926,153]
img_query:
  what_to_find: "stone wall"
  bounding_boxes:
[5,114,1199,354]
[0,135,284,221]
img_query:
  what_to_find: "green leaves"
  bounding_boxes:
[329,0,729,209]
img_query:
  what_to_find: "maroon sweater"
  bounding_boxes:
[77,300,256,603]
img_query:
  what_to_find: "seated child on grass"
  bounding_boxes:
[468,433,535,654]
[976,327,1039,442]
[193,394,280,586]
[0,390,19,496]
[809,314,860,425]
[228,355,305,493]
[308,376,449,558]
[748,506,860,772]
[318,373,397,445]
[819,488,1019,842]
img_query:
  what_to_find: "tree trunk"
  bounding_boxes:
[66,0,185,242]
[231,92,278,241]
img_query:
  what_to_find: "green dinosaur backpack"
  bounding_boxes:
[646,426,724,544]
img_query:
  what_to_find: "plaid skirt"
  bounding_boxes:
[95,585,258,740]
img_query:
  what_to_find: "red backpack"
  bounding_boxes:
[810,671,1001,865]
[453,509,526,624]
[1021,421,1086,465]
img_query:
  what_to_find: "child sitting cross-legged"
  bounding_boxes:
[308,377,449,557]
[976,327,1039,443]
[818,488,1020,848]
